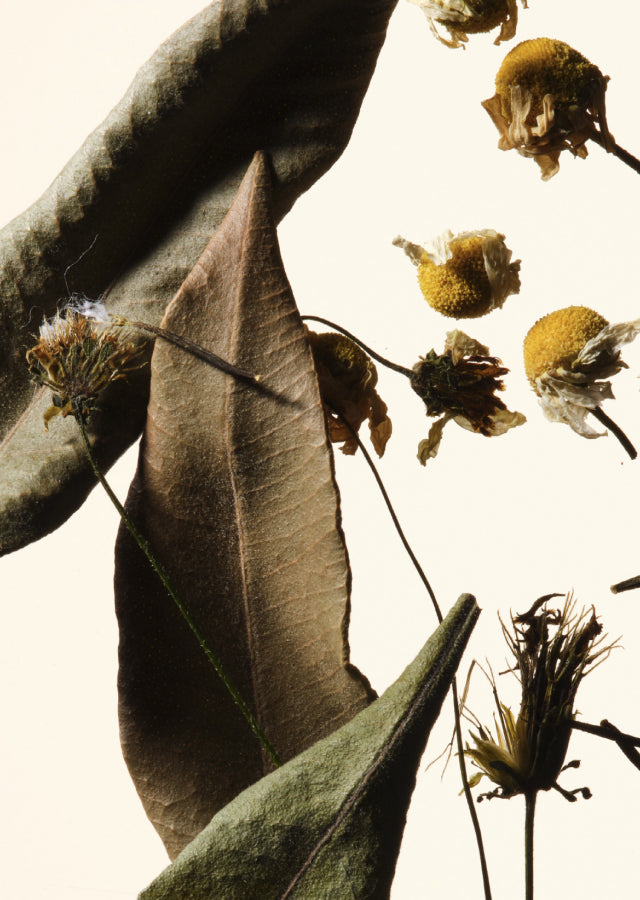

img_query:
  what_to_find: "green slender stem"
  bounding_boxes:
[589,406,637,460]
[302,315,415,378]
[330,409,492,900]
[524,792,537,900]
[74,408,281,768]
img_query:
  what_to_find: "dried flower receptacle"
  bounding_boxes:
[394,230,520,319]
[410,329,525,462]
[482,38,614,179]
[465,594,615,801]
[306,328,392,457]
[523,305,640,452]
[407,0,527,49]
[26,306,146,428]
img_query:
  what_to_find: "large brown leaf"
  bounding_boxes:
[115,152,375,860]
[0,0,399,556]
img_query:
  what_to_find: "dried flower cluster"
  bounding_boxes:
[306,328,392,457]
[483,38,614,179]
[394,230,521,319]
[26,305,145,428]
[410,330,525,462]
[407,0,527,49]
[466,594,615,801]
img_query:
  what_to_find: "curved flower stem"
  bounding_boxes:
[592,131,640,176]
[74,406,281,769]
[114,316,260,384]
[329,409,492,900]
[524,791,537,900]
[302,315,415,378]
[589,406,637,459]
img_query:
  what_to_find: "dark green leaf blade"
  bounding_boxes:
[140,593,480,900]
[0,0,399,556]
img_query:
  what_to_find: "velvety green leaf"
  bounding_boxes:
[0,0,399,556]
[115,152,375,861]
[140,593,480,899]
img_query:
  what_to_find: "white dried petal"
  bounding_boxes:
[444,329,490,364]
[417,414,453,464]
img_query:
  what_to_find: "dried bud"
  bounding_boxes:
[482,38,614,179]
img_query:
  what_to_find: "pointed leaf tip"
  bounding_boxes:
[140,594,479,899]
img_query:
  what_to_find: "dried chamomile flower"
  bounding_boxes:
[523,305,640,453]
[393,230,520,319]
[465,594,615,801]
[306,328,392,457]
[407,0,527,49]
[482,37,614,179]
[26,305,145,428]
[410,329,525,462]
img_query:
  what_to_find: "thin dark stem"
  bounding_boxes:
[571,719,640,771]
[119,317,260,384]
[589,406,637,459]
[74,408,281,768]
[331,410,492,900]
[302,315,415,378]
[611,574,640,594]
[592,131,640,176]
[524,792,537,900]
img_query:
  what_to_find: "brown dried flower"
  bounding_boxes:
[410,329,525,462]
[482,38,614,179]
[407,0,527,49]
[306,328,392,457]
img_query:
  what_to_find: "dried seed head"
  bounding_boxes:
[523,306,640,438]
[306,329,392,457]
[466,595,615,800]
[482,38,613,179]
[26,306,146,428]
[394,230,521,319]
[407,0,526,49]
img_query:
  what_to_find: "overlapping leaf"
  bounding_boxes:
[115,152,375,860]
[0,0,399,555]
[140,594,480,899]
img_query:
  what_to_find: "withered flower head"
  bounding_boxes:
[482,38,614,180]
[393,230,520,319]
[407,0,527,49]
[306,328,392,457]
[410,329,525,463]
[26,304,145,428]
[523,306,640,438]
[465,594,615,801]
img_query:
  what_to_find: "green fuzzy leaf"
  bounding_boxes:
[0,0,399,556]
[140,593,480,899]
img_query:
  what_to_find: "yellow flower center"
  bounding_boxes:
[523,306,608,387]
[417,236,492,318]
[495,38,603,121]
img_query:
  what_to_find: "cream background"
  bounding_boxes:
[2,2,640,897]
